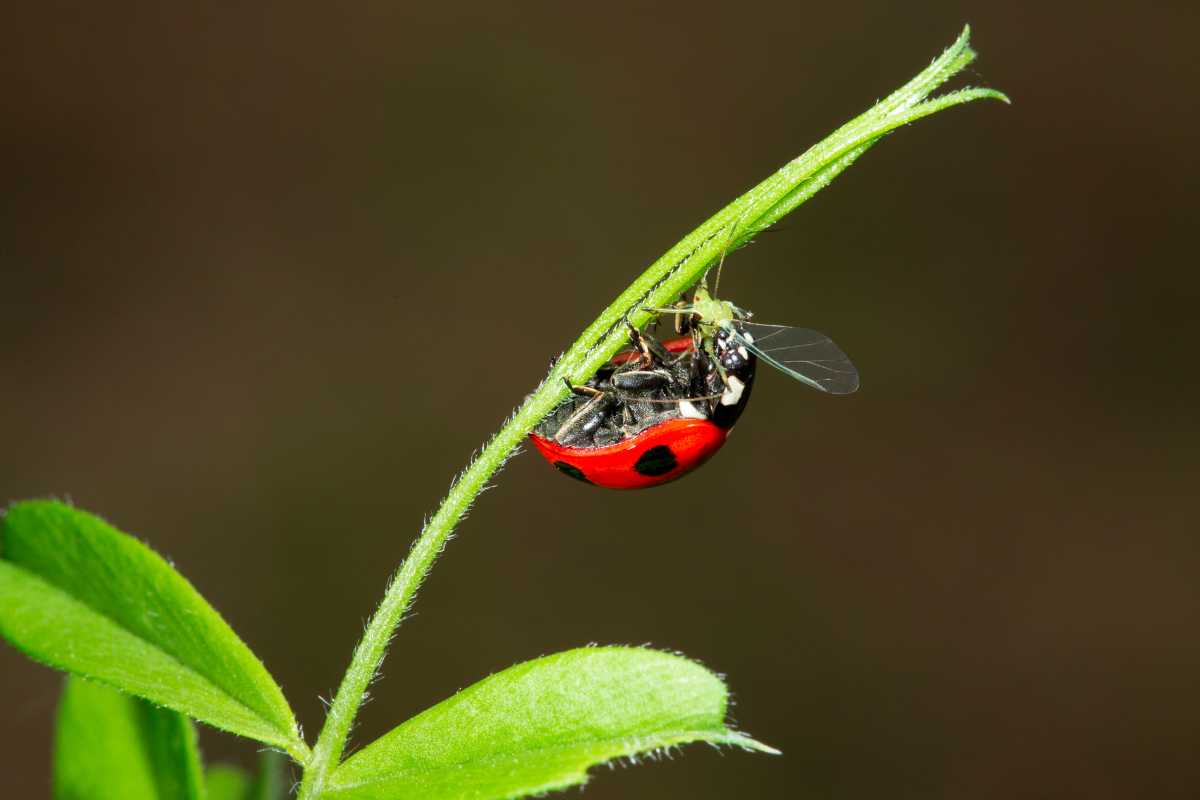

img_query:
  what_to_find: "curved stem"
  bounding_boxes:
[297,407,544,798]
[296,25,1005,798]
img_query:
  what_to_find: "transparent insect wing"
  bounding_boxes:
[731,321,860,394]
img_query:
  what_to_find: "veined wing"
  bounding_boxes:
[731,321,860,394]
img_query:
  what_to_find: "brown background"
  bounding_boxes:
[2,2,1197,798]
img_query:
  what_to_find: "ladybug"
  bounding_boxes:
[531,282,860,489]
[529,326,757,489]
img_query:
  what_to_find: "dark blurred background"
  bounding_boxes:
[3,2,1197,798]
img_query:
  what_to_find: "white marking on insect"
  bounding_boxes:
[720,376,745,406]
[679,399,707,419]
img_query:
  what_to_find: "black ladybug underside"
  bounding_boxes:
[535,363,692,449]
[536,328,721,449]
[535,325,758,452]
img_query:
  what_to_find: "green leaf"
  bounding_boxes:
[207,753,286,800]
[323,647,774,800]
[207,766,252,800]
[254,751,287,800]
[0,500,307,759]
[54,676,204,800]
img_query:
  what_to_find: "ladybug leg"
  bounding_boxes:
[553,389,617,442]
[611,369,671,392]
[622,319,674,369]
[564,378,603,398]
[642,332,674,365]
[619,401,637,431]
[688,346,721,414]
[688,346,709,394]
[671,299,695,336]
[622,320,655,368]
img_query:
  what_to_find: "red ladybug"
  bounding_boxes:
[532,278,860,488]
[529,332,757,489]
[529,416,731,489]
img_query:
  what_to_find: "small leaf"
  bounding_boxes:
[207,753,287,800]
[54,676,204,800]
[207,766,252,800]
[324,647,774,800]
[251,751,288,800]
[0,500,306,758]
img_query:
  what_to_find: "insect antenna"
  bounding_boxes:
[711,213,747,297]
[625,392,724,404]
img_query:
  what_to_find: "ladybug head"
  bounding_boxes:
[707,327,756,430]
[714,327,752,377]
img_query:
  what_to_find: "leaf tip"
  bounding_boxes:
[955,87,1012,107]
[727,733,782,756]
[948,24,975,61]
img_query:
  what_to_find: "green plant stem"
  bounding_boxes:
[296,25,1005,799]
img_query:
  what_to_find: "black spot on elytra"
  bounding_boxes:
[554,461,591,484]
[634,445,677,477]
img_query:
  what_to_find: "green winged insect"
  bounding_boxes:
[675,284,859,394]
[650,239,860,397]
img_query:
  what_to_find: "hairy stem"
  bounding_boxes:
[296,25,1005,798]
